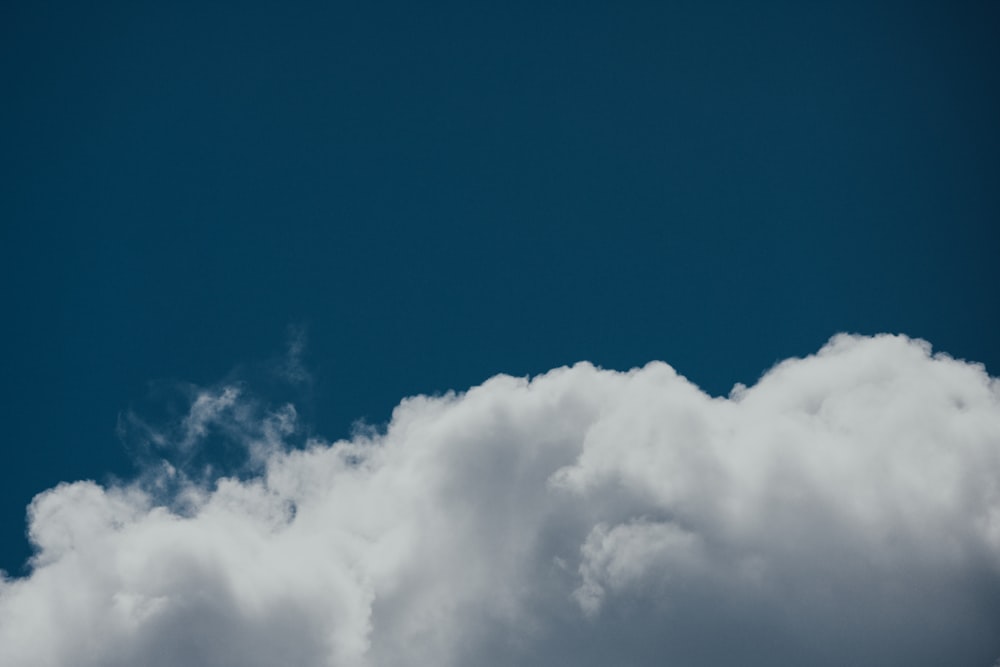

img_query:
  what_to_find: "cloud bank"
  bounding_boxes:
[2,334,999,666]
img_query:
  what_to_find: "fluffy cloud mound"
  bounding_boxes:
[2,334,999,666]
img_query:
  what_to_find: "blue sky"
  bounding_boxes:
[1,3,999,663]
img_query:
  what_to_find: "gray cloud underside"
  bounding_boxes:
[2,334,1000,666]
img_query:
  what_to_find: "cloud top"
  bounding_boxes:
[2,334,999,666]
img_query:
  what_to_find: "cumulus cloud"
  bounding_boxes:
[2,334,1000,666]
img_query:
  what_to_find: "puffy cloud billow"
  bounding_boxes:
[2,334,1000,666]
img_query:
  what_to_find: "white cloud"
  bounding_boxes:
[2,333,999,666]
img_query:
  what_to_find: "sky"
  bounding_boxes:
[1,2,999,665]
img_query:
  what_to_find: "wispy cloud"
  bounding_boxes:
[2,334,999,666]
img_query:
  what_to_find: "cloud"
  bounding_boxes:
[2,334,999,666]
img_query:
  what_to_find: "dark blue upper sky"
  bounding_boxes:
[1,1,998,573]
